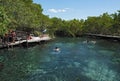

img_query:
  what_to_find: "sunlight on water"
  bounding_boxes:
[83,60,119,81]
[73,62,81,68]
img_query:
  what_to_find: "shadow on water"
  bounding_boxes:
[0,37,120,81]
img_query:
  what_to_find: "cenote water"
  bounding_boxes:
[0,37,120,81]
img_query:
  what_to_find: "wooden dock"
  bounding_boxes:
[0,36,51,49]
[85,33,120,40]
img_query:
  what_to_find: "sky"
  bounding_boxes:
[33,0,120,20]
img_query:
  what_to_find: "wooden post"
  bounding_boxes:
[7,43,9,49]
[19,40,23,48]
[26,40,28,48]
[18,38,22,48]
[11,44,13,49]
[39,40,41,45]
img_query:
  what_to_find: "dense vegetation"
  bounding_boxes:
[0,0,120,37]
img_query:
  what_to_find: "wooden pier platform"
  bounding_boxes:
[85,33,120,41]
[0,36,51,49]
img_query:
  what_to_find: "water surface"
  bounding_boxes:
[0,37,120,81]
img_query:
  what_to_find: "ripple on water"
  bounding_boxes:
[0,37,120,81]
[82,60,120,81]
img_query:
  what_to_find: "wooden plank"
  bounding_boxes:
[0,36,51,49]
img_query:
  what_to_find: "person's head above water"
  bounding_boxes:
[55,47,58,49]
[54,47,60,51]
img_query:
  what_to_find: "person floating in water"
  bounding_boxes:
[54,47,60,52]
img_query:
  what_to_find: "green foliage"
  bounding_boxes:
[0,6,10,36]
[83,13,113,35]
[48,17,63,37]
[33,30,42,36]
[111,10,120,35]
[45,11,120,37]
[0,0,120,37]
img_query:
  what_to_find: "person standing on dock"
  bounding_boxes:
[11,31,16,42]
[3,33,9,44]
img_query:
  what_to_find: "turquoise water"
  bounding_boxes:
[0,37,120,81]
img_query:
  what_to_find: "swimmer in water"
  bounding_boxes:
[54,47,60,52]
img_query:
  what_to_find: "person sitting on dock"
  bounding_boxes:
[26,33,32,40]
